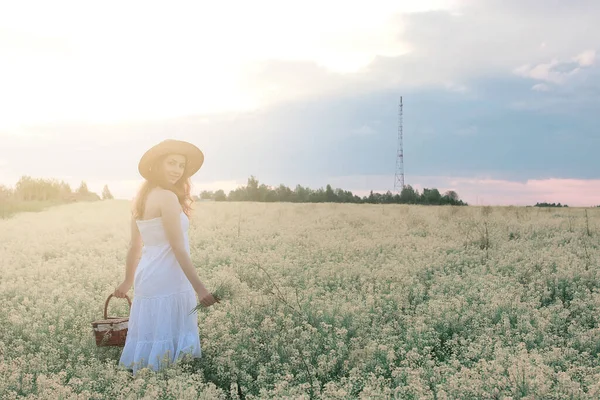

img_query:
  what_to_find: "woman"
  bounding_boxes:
[113,139,218,375]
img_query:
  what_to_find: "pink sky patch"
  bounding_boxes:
[333,175,600,207]
[439,177,600,207]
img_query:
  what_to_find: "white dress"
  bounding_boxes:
[119,211,201,375]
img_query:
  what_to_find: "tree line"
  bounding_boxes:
[199,176,468,205]
[6,175,593,208]
[533,202,569,208]
[0,176,113,202]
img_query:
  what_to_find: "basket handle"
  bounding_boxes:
[104,293,132,320]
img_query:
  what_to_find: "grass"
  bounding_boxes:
[0,199,68,219]
[0,200,599,399]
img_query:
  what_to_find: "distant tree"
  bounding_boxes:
[0,184,13,199]
[325,184,337,202]
[77,181,89,195]
[534,202,568,208]
[15,176,34,200]
[257,183,271,202]
[421,188,442,205]
[247,176,259,201]
[334,188,347,203]
[275,184,294,202]
[211,175,467,206]
[265,189,278,202]
[200,190,214,200]
[444,190,459,202]
[339,188,359,203]
[367,190,375,204]
[227,186,248,201]
[102,185,114,200]
[309,188,326,203]
[399,185,419,204]
[13,175,72,201]
[294,184,310,202]
[59,181,72,199]
[382,190,394,204]
[214,189,226,201]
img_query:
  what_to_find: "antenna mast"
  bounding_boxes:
[394,96,405,193]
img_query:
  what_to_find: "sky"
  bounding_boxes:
[1,0,599,206]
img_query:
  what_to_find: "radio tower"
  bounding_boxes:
[394,96,405,193]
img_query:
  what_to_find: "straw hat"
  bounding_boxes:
[138,139,204,180]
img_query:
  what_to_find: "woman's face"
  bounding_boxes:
[161,153,187,184]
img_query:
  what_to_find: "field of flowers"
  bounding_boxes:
[1,199,600,399]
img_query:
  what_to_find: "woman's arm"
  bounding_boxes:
[123,216,143,284]
[114,215,143,298]
[159,190,208,294]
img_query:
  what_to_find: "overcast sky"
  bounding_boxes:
[1,0,599,206]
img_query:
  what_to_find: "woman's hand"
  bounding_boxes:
[114,281,132,298]
[196,287,220,308]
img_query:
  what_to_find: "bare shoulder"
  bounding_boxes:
[157,189,181,213]
[156,188,178,202]
[143,188,164,208]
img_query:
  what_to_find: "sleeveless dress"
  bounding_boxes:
[119,211,202,375]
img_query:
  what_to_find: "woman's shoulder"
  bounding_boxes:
[150,188,181,214]
[154,188,178,202]
[143,188,177,210]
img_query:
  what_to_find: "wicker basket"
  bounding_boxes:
[91,293,131,347]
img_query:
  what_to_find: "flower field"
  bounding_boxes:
[1,200,600,399]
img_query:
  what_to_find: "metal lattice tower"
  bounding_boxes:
[394,96,405,193]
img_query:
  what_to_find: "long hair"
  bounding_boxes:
[132,153,194,219]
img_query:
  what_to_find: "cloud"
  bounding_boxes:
[353,125,378,136]
[513,49,597,85]
[444,82,469,93]
[1,0,598,131]
[532,83,551,92]
[576,50,596,67]
[513,60,570,84]
[237,1,600,110]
